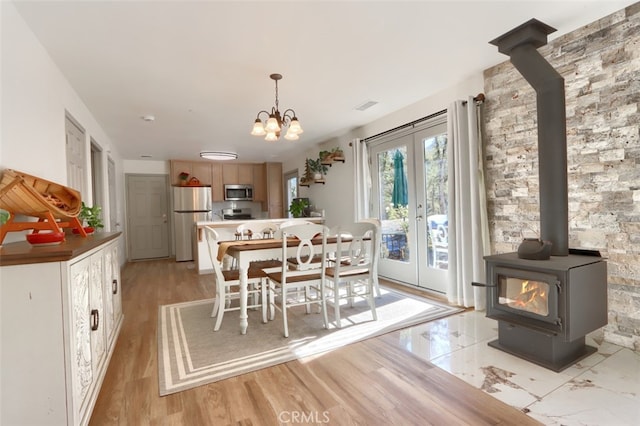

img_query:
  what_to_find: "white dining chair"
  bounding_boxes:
[358,218,382,297]
[264,223,329,337]
[278,220,325,270]
[324,222,378,328]
[203,226,271,331]
[236,221,278,240]
[237,221,282,270]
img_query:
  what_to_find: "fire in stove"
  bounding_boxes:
[499,278,549,316]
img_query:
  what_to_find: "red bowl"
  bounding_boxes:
[72,226,94,235]
[26,232,65,245]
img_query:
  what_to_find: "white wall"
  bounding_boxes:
[122,159,169,175]
[1,2,124,245]
[283,73,484,228]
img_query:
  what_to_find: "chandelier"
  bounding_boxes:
[250,73,303,141]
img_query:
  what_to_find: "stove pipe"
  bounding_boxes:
[490,19,569,256]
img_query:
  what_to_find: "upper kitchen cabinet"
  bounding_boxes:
[222,163,238,184]
[238,164,253,185]
[211,163,223,201]
[170,160,279,209]
[253,163,267,203]
[170,160,212,186]
[222,164,253,185]
[266,162,284,218]
[191,162,213,186]
[170,160,192,186]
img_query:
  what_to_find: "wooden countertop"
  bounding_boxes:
[0,232,121,266]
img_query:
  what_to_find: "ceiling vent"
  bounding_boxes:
[354,100,378,111]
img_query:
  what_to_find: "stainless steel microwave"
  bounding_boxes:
[224,184,253,201]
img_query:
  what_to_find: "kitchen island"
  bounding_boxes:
[195,217,324,274]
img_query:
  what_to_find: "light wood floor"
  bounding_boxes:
[90,259,540,425]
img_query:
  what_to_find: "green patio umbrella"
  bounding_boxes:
[392,150,408,207]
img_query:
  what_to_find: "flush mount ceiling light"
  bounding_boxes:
[250,73,303,141]
[200,151,238,161]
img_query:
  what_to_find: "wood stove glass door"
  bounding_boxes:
[492,266,560,324]
[369,118,448,294]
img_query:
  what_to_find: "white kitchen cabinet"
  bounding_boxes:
[0,233,123,426]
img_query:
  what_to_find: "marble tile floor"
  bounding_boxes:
[390,310,640,425]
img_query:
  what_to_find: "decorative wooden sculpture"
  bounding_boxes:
[0,169,87,243]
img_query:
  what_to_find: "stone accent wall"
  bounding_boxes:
[483,4,640,351]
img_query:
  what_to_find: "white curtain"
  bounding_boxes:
[352,138,371,221]
[446,97,490,309]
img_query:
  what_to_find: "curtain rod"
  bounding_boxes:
[363,109,447,143]
[463,93,486,106]
[362,93,485,143]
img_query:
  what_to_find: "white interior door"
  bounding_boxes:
[370,118,448,293]
[107,157,118,231]
[65,115,86,197]
[126,174,170,260]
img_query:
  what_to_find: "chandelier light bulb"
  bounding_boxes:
[284,130,299,141]
[251,119,266,136]
[265,132,278,142]
[288,117,303,134]
[265,115,280,132]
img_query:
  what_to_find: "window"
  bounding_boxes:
[284,170,298,218]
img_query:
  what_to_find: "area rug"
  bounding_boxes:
[158,287,462,396]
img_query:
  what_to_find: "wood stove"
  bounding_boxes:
[476,19,609,371]
[478,252,607,371]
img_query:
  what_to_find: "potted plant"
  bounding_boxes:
[307,158,328,180]
[77,202,104,234]
[331,146,345,161]
[319,150,333,164]
[289,198,309,218]
[178,171,190,185]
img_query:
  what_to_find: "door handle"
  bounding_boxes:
[162,213,167,223]
[471,281,496,288]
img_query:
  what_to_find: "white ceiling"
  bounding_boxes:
[11,0,636,163]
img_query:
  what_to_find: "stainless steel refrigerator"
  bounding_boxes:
[173,186,211,261]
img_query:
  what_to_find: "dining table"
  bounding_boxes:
[218,235,376,334]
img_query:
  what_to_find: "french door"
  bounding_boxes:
[369,118,449,293]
